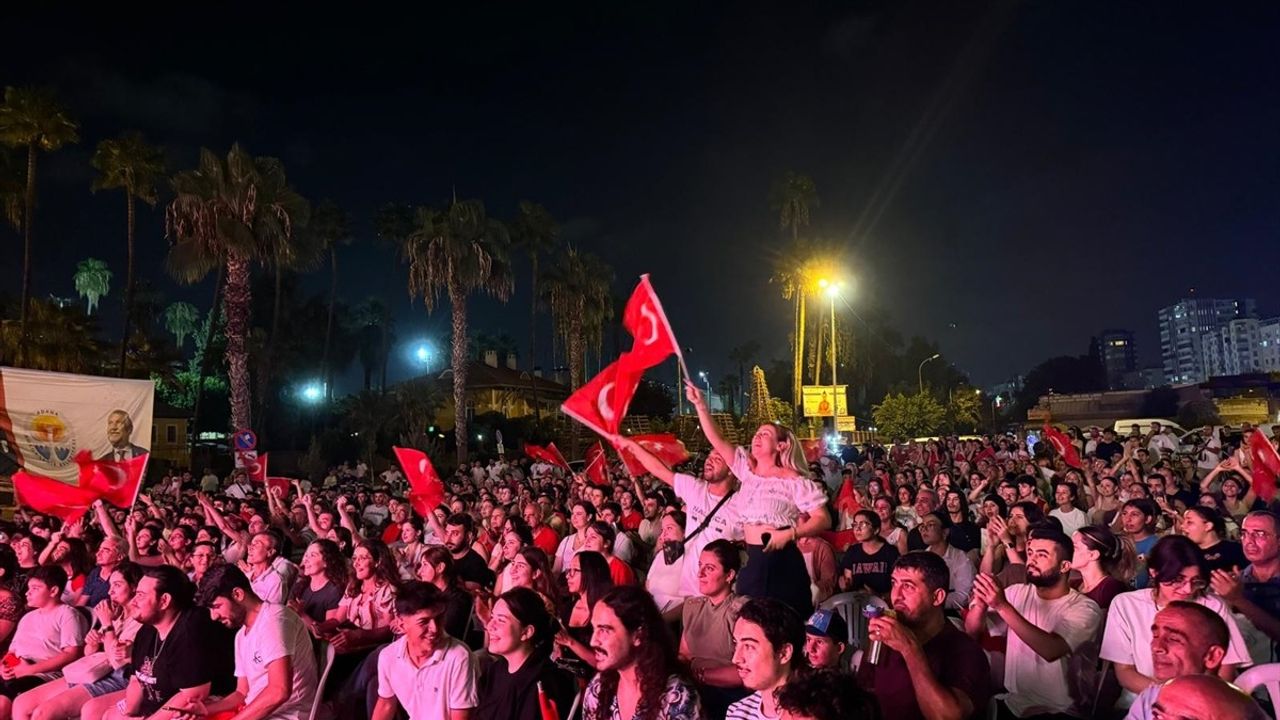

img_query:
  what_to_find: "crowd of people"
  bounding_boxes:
[0,388,1275,719]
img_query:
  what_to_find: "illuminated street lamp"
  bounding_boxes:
[918,353,941,394]
[300,382,325,404]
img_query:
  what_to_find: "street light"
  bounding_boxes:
[819,279,843,430]
[918,354,941,394]
[299,382,325,404]
[698,371,711,400]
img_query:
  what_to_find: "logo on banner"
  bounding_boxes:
[29,410,77,468]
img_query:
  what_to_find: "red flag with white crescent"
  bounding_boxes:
[546,443,572,472]
[1247,430,1280,503]
[584,441,610,486]
[622,275,682,370]
[393,446,447,516]
[12,470,100,523]
[75,451,148,509]
[265,477,294,499]
[561,354,642,436]
[614,433,691,476]
[1041,425,1082,468]
[525,443,571,472]
[244,452,268,483]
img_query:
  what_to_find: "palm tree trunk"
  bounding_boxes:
[568,312,584,456]
[449,278,470,464]
[17,144,36,367]
[322,248,337,401]
[191,266,224,456]
[118,192,135,377]
[225,253,253,432]
[793,292,805,425]
[379,317,390,395]
[529,254,541,427]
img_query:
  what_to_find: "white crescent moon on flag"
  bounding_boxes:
[639,304,660,346]
[598,382,616,423]
[101,464,128,491]
[418,459,429,477]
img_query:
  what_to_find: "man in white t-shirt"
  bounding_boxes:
[244,531,295,605]
[374,583,476,720]
[966,528,1102,718]
[612,435,742,597]
[195,565,317,720]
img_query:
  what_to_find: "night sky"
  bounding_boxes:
[4,2,1280,392]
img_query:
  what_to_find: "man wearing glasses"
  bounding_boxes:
[1211,510,1280,657]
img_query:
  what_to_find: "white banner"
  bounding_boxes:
[0,367,154,484]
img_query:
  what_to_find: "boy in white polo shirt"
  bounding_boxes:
[372,582,476,720]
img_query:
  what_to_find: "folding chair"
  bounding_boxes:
[1237,662,1280,711]
[307,641,337,720]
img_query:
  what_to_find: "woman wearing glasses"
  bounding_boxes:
[837,509,899,597]
[1100,535,1253,710]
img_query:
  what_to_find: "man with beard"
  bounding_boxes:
[373,582,476,720]
[966,528,1102,719]
[444,514,495,591]
[856,552,990,720]
[105,566,234,720]
[611,437,741,598]
[191,565,317,720]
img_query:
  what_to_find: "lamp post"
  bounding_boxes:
[992,395,1003,432]
[918,353,941,394]
[819,279,841,431]
[698,371,711,399]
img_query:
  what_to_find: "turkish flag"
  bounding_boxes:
[245,452,268,483]
[584,441,610,486]
[622,275,681,370]
[1042,425,1082,468]
[75,451,147,509]
[537,682,561,720]
[525,444,571,472]
[615,433,691,476]
[1248,430,1280,503]
[12,470,100,523]
[394,447,447,517]
[265,477,293,499]
[560,354,642,436]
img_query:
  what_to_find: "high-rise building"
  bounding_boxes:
[1201,318,1262,377]
[1159,297,1256,384]
[1099,329,1137,389]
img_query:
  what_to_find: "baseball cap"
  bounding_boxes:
[804,609,848,641]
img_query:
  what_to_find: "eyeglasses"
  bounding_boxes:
[1241,530,1275,542]
[565,568,581,576]
[1158,576,1206,592]
[851,522,874,529]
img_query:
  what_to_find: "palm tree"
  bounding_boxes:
[309,200,353,400]
[510,201,560,425]
[403,198,514,464]
[0,87,79,364]
[73,259,112,314]
[769,172,819,422]
[0,148,22,233]
[164,301,200,348]
[91,132,164,376]
[354,297,393,392]
[165,144,310,432]
[542,248,614,391]
[0,299,102,373]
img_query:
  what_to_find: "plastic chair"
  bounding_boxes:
[1236,662,1280,710]
[818,591,875,648]
[566,689,583,720]
[308,641,337,720]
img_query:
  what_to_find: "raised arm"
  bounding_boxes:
[686,382,736,468]
[94,500,122,539]
[610,435,675,487]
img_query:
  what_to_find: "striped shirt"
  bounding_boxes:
[725,691,767,720]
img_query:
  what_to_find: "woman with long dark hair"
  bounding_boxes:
[417,545,472,642]
[583,585,702,720]
[553,501,597,574]
[554,550,612,669]
[289,539,347,630]
[475,587,577,720]
[687,382,830,616]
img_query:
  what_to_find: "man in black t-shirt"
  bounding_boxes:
[443,514,495,591]
[1094,429,1123,464]
[107,566,234,720]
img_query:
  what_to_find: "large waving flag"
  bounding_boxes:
[14,450,148,523]
[615,433,691,476]
[622,274,683,371]
[1248,430,1280,503]
[394,446,447,516]
[76,451,147,509]
[561,355,642,436]
[1042,424,1082,468]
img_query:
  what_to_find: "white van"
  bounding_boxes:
[1112,419,1187,438]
